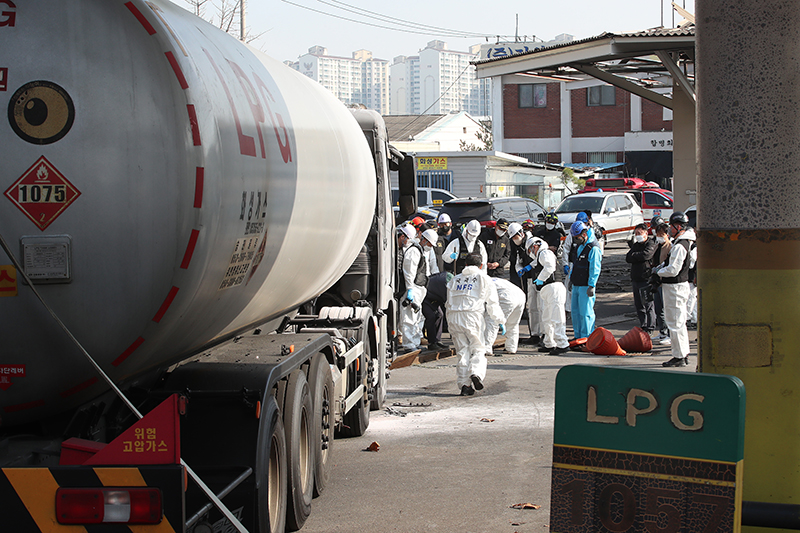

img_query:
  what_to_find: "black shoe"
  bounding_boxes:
[460,385,475,396]
[550,346,569,355]
[538,346,552,353]
[470,375,484,391]
[662,357,689,367]
[521,335,541,345]
[432,341,449,350]
[493,352,504,357]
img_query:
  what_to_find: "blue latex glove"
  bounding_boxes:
[563,265,570,276]
[499,324,506,335]
[517,264,532,277]
[450,252,457,260]
[535,278,544,287]
[406,289,414,302]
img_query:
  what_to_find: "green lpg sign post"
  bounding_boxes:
[550,365,745,533]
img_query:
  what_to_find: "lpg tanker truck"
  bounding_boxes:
[0,1,418,531]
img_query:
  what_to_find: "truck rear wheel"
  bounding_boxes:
[308,353,334,497]
[258,396,287,533]
[338,336,370,438]
[284,370,314,531]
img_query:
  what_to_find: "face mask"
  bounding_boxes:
[438,225,450,235]
[512,234,523,246]
[634,234,646,243]
[546,223,555,230]
[496,229,506,237]
[657,236,666,244]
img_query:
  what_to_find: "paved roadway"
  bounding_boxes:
[301,242,698,533]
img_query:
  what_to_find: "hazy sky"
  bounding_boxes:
[175,0,695,63]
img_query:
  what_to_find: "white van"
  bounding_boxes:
[391,187,457,208]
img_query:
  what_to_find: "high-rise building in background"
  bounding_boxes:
[390,41,490,116]
[292,46,390,115]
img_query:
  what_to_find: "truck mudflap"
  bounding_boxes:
[0,464,185,532]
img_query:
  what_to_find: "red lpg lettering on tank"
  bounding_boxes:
[203,49,257,157]
[0,0,16,28]
[253,73,293,163]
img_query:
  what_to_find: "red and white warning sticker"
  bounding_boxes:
[4,156,81,230]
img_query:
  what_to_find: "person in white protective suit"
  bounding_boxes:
[420,228,440,275]
[484,277,527,355]
[442,219,487,274]
[397,224,429,353]
[514,228,544,346]
[446,252,505,396]
[527,237,569,355]
[656,211,697,368]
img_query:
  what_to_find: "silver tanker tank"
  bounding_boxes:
[0,0,376,426]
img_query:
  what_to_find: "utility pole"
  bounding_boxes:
[240,0,246,41]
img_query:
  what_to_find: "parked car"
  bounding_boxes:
[391,187,457,208]
[393,205,440,225]
[438,196,547,228]
[554,191,644,244]
[620,188,674,223]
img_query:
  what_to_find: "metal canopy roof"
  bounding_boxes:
[473,26,696,109]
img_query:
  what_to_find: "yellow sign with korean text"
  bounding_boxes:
[417,157,448,170]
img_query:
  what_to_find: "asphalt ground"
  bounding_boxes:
[300,242,697,533]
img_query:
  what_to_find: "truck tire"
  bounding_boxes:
[284,370,314,531]
[258,396,287,533]
[368,315,386,411]
[338,332,370,438]
[308,353,334,497]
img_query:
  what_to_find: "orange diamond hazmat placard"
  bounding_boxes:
[4,156,81,230]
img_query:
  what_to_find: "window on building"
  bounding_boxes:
[587,152,618,163]
[587,85,615,106]
[519,84,547,108]
[417,171,453,191]
[517,153,549,164]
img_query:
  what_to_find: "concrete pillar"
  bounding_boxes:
[559,82,571,164]
[491,76,504,153]
[630,94,642,132]
[672,89,696,210]
[697,0,800,517]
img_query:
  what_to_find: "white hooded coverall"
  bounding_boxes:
[535,247,569,350]
[400,241,428,349]
[446,265,505,389]
[656,228,697,360]
[484,278,527,354]
[442,233,488,273]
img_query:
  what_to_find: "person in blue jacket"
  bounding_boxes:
[568,221,602,346]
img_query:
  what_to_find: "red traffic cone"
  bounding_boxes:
[586,327,626,356]
[618,327,652,353]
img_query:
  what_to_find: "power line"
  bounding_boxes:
[323,0,488,38]
[280,0,491,38]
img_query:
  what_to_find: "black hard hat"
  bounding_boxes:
[669,211,689,226]
[650,215,665,228]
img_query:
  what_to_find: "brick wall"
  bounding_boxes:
[571,87,629,138]
[503,83,561,139]
[641,98,673,131]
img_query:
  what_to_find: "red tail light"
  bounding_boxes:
[56,487,162,524]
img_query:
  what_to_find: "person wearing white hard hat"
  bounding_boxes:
[513,227,544,345]
[420,228,440,275]
[446,252,505,396]
[526,237,569,355]
[397,224,429,353]
[507,221,530,292]
[442,219,487,275]
[484,277,526,355]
